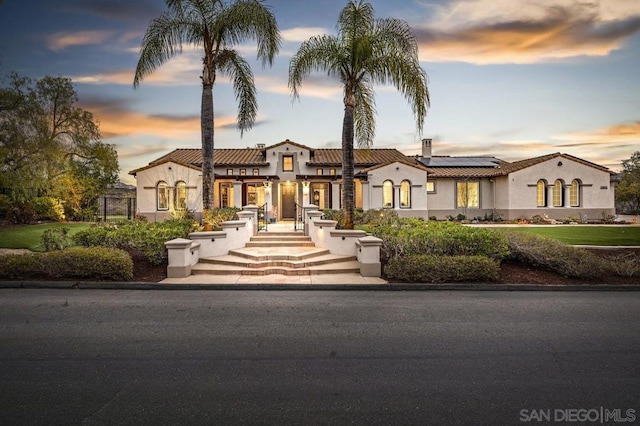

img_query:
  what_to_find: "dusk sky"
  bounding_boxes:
[1,0,639,185]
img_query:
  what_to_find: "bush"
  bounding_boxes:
[203,207,240,229]
[8,200,36,224]
[41,227,74,251]
[498,230,608,279]
[73,218,199,265]
[31,197,65,221]
[0,194,10,219]
[0,247,133,281]
[385,254,500,283]
[371,219,510,262]
[321,208,398,229]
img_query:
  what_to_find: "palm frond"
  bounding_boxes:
[288,35,344,100]
[217,49,257,135]
[337,0,374,45]
[354,77,376,148]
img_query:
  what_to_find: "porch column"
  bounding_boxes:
[303,204,320,236]
[331,181,341,210]
[361,180,370,210]
[233,181,243,209]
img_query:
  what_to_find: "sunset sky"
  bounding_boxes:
[1,0,639,185]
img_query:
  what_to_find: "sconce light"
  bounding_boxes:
[263,180,272,194]
[302,180,310,196]
[272,151,276,156]
[557,161,563,167]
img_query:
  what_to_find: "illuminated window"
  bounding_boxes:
[220,183,234,208]
[157,181,169,210]
[245,183,265,206]
[240,169,246,176]
[536,180,547,207]
[456,181,479,208]
[226,169,233,175]
[400,180,411,208]
[316,168,323,175]
[553,179,564,207]
[175,181,187,210]
[570,179,580,207]
[426,181,435,193]
[329,169,336,176]
[382,180,394,208]
[253,169,259,176]
[282,156,293,172]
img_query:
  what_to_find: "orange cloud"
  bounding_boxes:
[416,1,640,64]
[47,30,114,51]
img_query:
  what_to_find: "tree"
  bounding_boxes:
[616,151,640,214]
[289,0,429,229]
[134,0,280,213]
[0,72,119,220]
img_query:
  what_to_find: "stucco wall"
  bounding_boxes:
[366,162,428,218]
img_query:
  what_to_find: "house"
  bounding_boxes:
[129,139,429,222]
[129,138,616,222]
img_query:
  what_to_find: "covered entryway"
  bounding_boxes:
[279,182,297,220]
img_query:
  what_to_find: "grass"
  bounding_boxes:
[0,222,91,252]
[496,226,640,246]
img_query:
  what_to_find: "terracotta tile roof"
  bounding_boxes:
[129,148,268,175]
[267,139,313,151]
[499,152,613,174]
[308,149,412,166]
[425,167,505,178]
[358,158,429,174]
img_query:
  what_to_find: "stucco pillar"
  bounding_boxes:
[331,181,341,210]
[165,238,193,278]
[241,205,258,235]
[233,181,243,209]
[303,204,320,236]
[356,236,383,277]
[361,180,370,210]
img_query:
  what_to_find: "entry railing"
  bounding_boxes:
[258,203,268,232]
[294,203,304,231]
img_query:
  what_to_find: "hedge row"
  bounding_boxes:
[385,254,500,283]
[0,247,133,281]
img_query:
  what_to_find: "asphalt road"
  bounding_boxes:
[0,290,638,425]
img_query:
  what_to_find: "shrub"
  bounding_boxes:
[321,208,398,229]
[203,207,240,229]
[31,197,65,221]
[41,227,74,251]
[73,218,199,265]
[371,219,510,262]
[8,200,36,224]
[498,230,608,279]
[0,247,133,281]
[0,194,10,219]
[385,254,500,283]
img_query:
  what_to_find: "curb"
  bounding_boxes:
[1,281,639,291]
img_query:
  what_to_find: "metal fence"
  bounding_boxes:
[96,197,137,222]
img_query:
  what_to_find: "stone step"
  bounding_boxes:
[200,253,357,269]
[245,240,315,248]
[250,235,311,242]
[229,246,330,261]
[191,260,361,276]
[257,231,303,236]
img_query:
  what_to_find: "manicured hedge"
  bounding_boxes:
[385,254,500,283]
[0,247,133,281]
[372,219,510,261]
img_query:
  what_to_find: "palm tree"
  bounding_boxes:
[134,0,280,212]
[289,0,429,229]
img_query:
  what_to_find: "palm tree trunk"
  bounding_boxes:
[201,82,214,212]
[342,104,355,230]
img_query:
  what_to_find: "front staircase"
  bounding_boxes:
[191,231,360,276]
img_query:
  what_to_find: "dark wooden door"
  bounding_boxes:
[281,184,296,219]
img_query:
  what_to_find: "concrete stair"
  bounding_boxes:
[191,231,360,276]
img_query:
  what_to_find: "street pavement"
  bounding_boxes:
[0,290,638,425]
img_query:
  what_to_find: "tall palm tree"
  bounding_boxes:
[289,0,429,229]
[134,0,280,212]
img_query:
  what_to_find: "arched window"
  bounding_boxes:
[175,181,187,210]
[553,179,564,207]
[400,180,411,208]
[570,179,580,207]
[157,181,169,211]
[536,180,547,207]
[382,180,394,208]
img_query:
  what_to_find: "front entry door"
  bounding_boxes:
[280,184,296,219]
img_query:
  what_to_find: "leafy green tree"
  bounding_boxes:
[0,72,119,220]
[289,0,429,229]
[134,0,281,212]
[616,151,640,214]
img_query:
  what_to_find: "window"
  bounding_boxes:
[282,155,293,172]
[536,180,547,207]
[157,181,169,210]
[329,169,336,176]
[400,180,411,208]
[382,180,394,208]
[570,179,580,207]
[553,179,564,207]
[240,169,246,176]
[175,181,187,210]
[220,183,234,208]
[226,169,234,175]
[245,183,265,206]
[253,169,259,176]
[310,183,330,209]
[316,168,323,175]
[456,181,479,208]
[426,181,436,193]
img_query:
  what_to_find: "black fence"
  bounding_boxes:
[96,197,137,222]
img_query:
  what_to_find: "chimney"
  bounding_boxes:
[422,138,432,158]
[256,143,265,149]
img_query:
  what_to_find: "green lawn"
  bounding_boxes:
[0,222,91,252]
[496,226,640,246]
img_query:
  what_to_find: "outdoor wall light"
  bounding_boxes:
[302,180,310,196]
